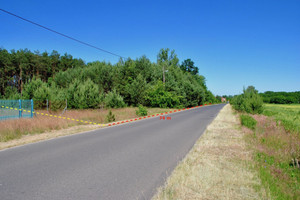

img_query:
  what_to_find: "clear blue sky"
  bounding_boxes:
[1,0,299,95]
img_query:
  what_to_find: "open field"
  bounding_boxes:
[153,104,264,200]
[263,104,300,134]
[244,104,300,199]
[0,107,173,143]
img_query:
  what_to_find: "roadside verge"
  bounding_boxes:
[153,104,266,200]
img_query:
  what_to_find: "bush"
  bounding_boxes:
[73,79,101,109]
[49,89,67,111]
[67,78,101,109]
[33,82,50,108]
[136,105,148,116]
[231,86,263,114]
[22,78,45,100]
[104,90,126,108]
[240,114,257,130]
[146,82,179,108]
[106,110,115,122]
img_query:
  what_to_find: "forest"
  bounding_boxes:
[0,48,218,109]
[260,91,300,104]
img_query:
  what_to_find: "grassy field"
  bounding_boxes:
[243,104,300,200]
[263,104,300,134]
[0,107,173,142]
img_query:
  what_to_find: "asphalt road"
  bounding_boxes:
[0,104,225,200]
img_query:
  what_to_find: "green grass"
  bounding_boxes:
[255,152,300,200]
[240,114,257,130]
[263,104,300,134]
[244,104,300,200]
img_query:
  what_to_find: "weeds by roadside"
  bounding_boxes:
[240,108,300,199]
[153,104,262,200]
[0,107,173,142]
[240,114,257,130]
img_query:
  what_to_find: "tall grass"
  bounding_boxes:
[263,104,300,134]
[244,104,300,199]
[240,114,257,130]
[0,107,172,142]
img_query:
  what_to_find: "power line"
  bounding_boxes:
[0,8,127,59]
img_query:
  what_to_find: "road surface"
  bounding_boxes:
[0,104,225,200]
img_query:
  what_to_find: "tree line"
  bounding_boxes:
[0,48,219,109]
[260,91,300,104]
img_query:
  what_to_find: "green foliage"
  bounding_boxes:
[260,91,300,104]
[4,86,21,99]
[104,90,126,108]
[73,79,100,109]
[240,114,257,130]
[255,152,300,200]
[1,47,219,109]
[180,58,199,75]
[33,82,50,108]
[136,105,148,116]
[22,78,45,100]
[146,82,180,108]
[263,104,300,134]
[231,86,264,114]
[106,110,115,122]
[124,74,147,106]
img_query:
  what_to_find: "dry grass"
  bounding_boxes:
[153,104,264,200]
[0,107,173,145]
[245,112,300,199]
[0,124,99,150]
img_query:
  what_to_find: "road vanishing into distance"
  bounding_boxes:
[0,104,225,200]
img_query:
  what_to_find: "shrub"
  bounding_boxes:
[136,105,148,116]
[104,90,126,108]
[33,82,50,108]
[49,89,67,111]
[106,110,115,122]
[67,78,101,109]
[240,114,257,130]
[146,82,180,108]
[22,78,45,100]
[231,86,263,114]
[73,79,101,109]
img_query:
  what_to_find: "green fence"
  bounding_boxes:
[0,99,34,121]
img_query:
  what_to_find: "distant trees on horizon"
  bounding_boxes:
[260,91,300,104]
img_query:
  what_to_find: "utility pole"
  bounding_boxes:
[163,63,165,85]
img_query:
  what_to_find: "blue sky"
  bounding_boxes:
[1,0,299,95]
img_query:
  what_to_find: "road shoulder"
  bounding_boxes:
[153,104,266,200]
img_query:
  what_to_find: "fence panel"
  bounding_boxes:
[0,99,34,121]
